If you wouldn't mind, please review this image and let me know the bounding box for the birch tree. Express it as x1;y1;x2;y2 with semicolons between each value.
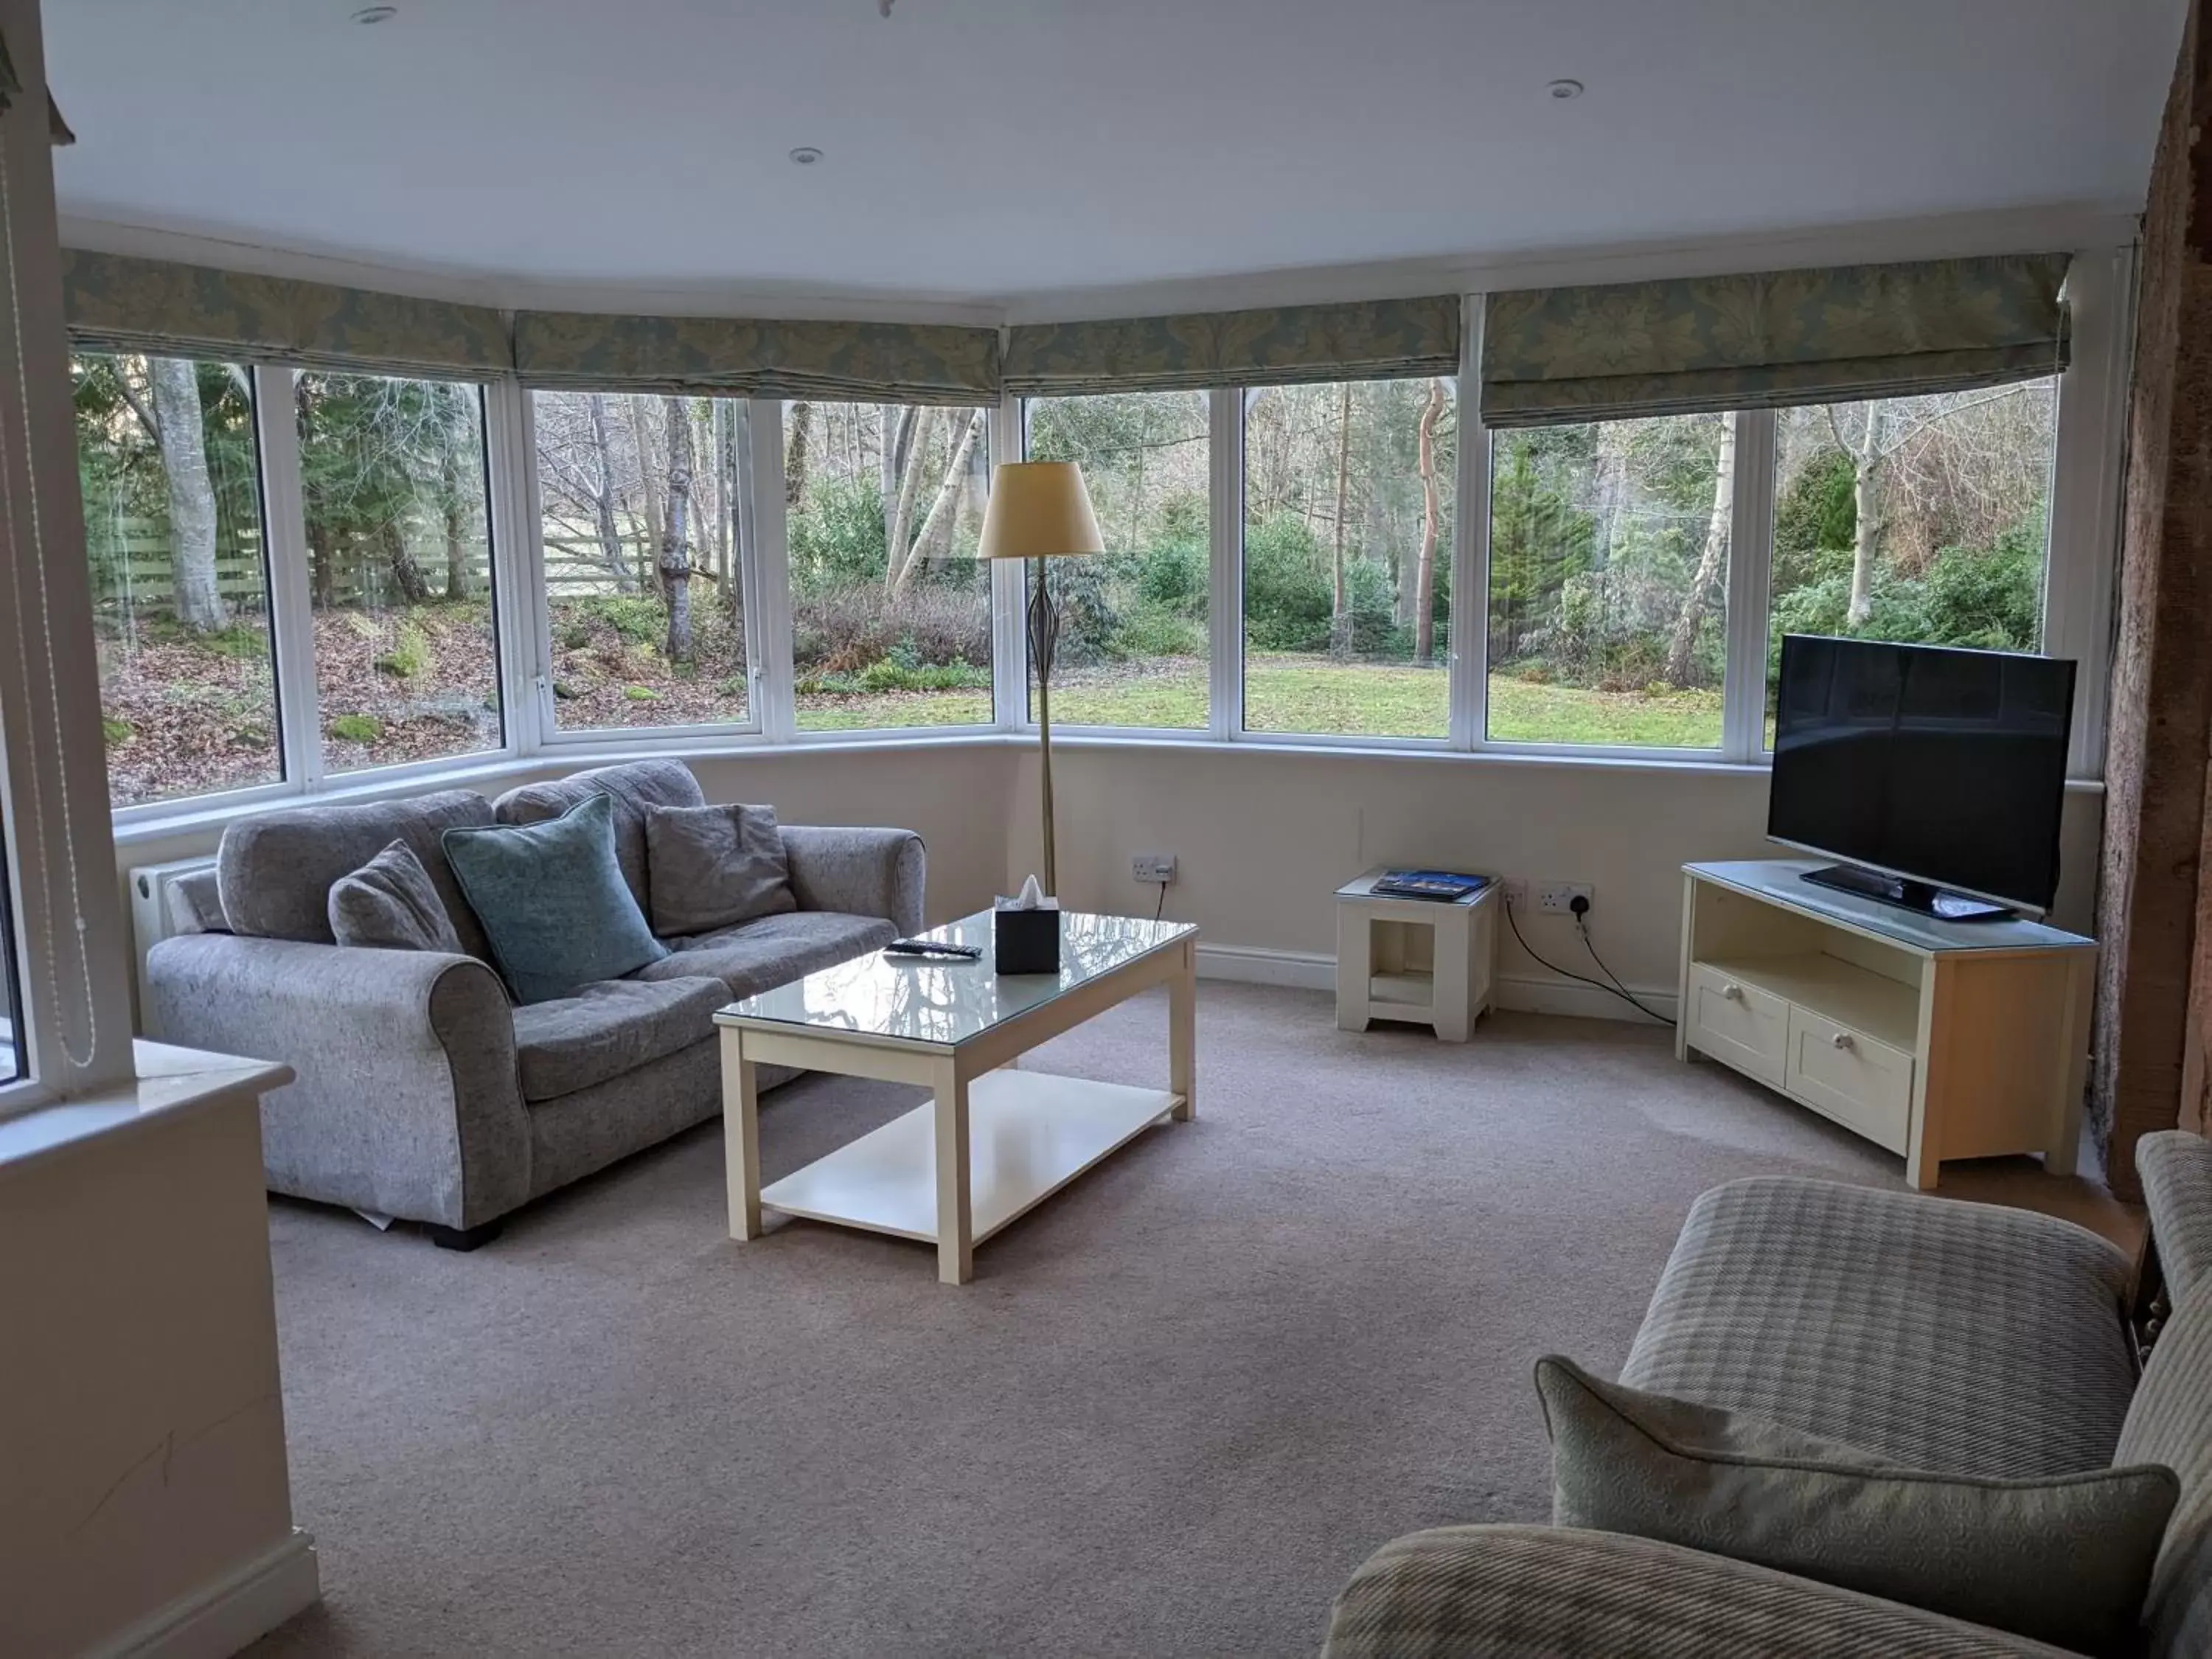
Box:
1663;412;1734;687
658;397;696;664
147;355;228;632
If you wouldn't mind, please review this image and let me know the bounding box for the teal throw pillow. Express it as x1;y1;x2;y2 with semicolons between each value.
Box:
442;793;667;1004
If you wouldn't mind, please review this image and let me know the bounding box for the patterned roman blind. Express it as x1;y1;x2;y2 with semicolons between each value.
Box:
1480;253;2073;428
61;250;514;378
1002;295;1461;396
512;311;1002;406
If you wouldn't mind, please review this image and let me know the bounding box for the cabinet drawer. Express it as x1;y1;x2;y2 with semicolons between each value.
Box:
1686;964;1787;1086
1785;1008;1913;1153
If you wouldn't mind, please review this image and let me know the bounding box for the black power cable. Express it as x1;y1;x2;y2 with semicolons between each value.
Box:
1503;894;1671;1025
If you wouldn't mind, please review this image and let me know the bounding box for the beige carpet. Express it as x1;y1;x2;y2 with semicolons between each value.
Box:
247;984;1913;1658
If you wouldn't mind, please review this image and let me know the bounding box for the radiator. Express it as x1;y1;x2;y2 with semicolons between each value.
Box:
128;855;218;1034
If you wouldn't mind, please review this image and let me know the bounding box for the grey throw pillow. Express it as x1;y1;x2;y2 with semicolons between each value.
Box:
642;801;796;937
1535;1354;2178;1658
442;793;668;1004
327;840;465;955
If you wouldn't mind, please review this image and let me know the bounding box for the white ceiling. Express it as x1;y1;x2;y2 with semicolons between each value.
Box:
44;0;2186;313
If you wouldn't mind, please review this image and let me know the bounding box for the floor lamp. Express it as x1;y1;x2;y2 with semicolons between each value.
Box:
978;461;1105;897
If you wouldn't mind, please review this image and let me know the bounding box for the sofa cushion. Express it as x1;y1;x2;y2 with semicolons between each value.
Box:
642;801;796;936
509;975;726;1103
2141;1130;2212;1305
1537;1354;2177;1657
1621;1176;2136;1478
444;794;668;1004
162;866;228;935
635;909;897;1000
217;787;493;954
329;840;467;955
2118;1272;2212;1659
493;759;705;916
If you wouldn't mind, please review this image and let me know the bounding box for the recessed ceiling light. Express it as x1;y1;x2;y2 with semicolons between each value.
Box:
788;147;824;167
350;5;397;22
1548;79;1584;100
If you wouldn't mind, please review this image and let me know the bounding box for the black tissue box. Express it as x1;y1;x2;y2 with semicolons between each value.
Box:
993;904;1061;975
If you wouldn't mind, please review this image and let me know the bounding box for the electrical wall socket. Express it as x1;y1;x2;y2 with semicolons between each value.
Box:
1537;881;1593;914
1501;878;1528;909
1131;853;1178;883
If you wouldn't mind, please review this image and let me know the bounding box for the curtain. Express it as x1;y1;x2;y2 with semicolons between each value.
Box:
512;311;1001;406
61;251;512;378
1480;253;2072;428
1003;294;1460;396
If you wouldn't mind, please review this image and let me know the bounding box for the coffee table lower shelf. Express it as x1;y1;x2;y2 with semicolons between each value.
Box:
761;1070;1180;1247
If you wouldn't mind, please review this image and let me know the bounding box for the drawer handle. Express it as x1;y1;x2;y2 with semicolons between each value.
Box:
1831;1032;1854;1051
1721;983;1744;1001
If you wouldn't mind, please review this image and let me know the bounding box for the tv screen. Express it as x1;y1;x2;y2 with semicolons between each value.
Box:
1769;636;2076;913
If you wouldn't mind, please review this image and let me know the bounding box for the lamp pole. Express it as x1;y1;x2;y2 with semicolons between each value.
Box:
1029;553;1059;894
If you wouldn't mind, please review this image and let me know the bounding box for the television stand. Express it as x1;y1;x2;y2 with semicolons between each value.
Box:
1799;863;2015;923
1677;860;2096;1189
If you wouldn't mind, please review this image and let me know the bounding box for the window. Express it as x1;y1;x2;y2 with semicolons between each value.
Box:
786;402;993;731
1767;380;2057;742
1486;413;1733;749
296;372;501;773
72;352;279;807
1023;392;1210;729
1242;378;1455;738
533;392;751;732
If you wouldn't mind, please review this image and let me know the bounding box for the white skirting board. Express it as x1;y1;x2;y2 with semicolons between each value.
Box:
86;1530;319;1659
1193;943;1678;1025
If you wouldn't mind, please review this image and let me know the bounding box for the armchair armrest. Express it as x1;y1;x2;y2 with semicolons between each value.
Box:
1322;1527;2074;1659
145;933;529;1231
780;826;925;934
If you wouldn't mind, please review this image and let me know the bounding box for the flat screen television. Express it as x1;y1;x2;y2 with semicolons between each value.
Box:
1768;635;2076;921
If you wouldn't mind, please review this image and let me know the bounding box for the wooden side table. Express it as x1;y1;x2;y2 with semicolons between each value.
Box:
1335;868;1498;1041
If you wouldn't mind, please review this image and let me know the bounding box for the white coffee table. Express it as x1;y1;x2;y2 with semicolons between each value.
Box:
714;910;1197;1284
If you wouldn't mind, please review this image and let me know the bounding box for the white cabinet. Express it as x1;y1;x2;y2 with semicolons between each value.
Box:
1677;860;2096;1189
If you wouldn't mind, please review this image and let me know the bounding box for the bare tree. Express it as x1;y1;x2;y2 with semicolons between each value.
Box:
883;407;936;593
1664;413;1735;687
1413;378;1446;663
658;398;695;664
891;410;984;595
1330;380;1353;655
146;355;229;632
786;401;811;507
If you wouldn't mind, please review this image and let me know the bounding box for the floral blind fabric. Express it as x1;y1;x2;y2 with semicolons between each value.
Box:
1480;253;2072;428
1003;295;1461;396
512;311;1002;406
61;251;512;378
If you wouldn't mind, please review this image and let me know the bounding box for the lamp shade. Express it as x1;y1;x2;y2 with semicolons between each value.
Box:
978;461;1105;560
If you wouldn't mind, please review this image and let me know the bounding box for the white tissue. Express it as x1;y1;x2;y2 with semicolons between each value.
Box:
995;874;1058;911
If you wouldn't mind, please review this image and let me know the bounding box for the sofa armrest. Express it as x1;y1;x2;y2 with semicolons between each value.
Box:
1322;1527;2075;1659
145;933;529;1231
780;826;925;934
2140;1130;2212;1304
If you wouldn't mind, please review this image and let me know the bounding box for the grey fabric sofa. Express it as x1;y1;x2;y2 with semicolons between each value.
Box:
1324;1134;2212;1658
145;759;924;1248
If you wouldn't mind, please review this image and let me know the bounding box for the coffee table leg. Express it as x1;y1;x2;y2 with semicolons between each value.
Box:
1171;937;1197;1121
722;1030;762;1241
933;1059;973;1284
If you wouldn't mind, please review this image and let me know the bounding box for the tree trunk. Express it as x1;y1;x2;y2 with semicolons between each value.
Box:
585;394;633;591
1330;380;1354;655
629;394;664;591
785;401;811;507
307;525;335;610
880;404;919;568
1665;413;1736;688
1848;406;1884;625
147;355;229;632
381;521;431;605
443;501;470;600
721;401;744;622
659;398;695;664
1413;379;1445;664
894;410;984;596
883;407;936;593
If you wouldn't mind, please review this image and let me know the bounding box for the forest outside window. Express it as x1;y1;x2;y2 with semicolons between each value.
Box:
786;401;992;731
1766;379;2057;742
1486;413;1733;750
73;351;280;807
1242;378;1455;739
296;372;501;773
1023;391;1210;730
534;392;751;732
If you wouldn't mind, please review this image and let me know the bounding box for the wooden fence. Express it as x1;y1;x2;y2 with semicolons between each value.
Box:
86;516;493;613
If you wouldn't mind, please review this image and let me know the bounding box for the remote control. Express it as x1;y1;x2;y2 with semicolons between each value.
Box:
884;939;983;960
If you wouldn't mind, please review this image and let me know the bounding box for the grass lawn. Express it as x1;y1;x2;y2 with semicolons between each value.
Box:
795;653;1725;748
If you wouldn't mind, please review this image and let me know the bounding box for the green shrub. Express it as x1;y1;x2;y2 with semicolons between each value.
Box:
101;716;133;745
1135;538;1207;613
557;594;663;646
788;476;888;594
855;657;990;693
622;685;660;702
1113;603;1205;660
204;625;270;662
373;621;431;680
328;713;383;743
1242;515;1333;651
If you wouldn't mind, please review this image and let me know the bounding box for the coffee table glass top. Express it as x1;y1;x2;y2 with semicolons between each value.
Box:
717;909;1195;1048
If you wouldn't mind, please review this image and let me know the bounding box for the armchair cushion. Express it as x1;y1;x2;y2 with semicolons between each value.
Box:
329;839;467;956
1537;1354;2177;1657
444;793;667;1004
638;909;897;1000
642;801;795;936
509;975;726;1103
2140;1130;2212;1304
